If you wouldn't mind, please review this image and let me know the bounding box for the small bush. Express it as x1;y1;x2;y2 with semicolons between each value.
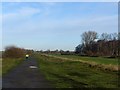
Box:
3;46;26;58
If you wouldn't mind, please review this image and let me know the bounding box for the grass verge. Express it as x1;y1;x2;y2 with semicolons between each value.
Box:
2;58;24;75
0;59;2;76
35;54;119;88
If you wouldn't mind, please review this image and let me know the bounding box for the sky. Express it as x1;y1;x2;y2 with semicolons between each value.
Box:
1;2;118;51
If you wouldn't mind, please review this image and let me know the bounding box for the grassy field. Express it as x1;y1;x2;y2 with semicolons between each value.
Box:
2;58;24;75
41;54;119;72
35;54;119;88
48;54;118;65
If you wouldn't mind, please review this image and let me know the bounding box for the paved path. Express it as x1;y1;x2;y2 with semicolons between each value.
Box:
2;57;52;88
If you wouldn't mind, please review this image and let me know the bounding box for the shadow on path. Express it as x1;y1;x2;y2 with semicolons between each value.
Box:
2;57;53;88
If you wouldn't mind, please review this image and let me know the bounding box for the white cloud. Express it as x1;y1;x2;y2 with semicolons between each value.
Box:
9;15;118;33
19;7;41;16
3;7;41;21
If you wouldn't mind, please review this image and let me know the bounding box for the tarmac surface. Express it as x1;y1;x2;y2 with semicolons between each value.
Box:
2;57;52;88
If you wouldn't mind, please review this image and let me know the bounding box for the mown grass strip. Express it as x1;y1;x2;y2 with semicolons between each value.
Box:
35;54;118;88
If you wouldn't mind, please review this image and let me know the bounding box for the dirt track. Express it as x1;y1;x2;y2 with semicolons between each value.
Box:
2;57;52;88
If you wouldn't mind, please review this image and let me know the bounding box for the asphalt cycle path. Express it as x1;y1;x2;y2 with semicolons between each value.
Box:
2;57;52;88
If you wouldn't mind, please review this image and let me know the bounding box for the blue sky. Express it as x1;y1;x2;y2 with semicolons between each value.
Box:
2;2;118;51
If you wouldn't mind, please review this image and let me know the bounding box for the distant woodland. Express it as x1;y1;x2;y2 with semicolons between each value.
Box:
75;31;120;57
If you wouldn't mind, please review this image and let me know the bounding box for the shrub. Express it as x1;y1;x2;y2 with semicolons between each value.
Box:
3;46;26;58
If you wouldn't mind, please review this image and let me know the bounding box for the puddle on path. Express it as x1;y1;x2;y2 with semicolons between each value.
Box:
29;66;38;69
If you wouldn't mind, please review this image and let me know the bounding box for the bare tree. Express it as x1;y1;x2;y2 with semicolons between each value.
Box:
110;33;118;40
100;33;110;41
77;32;119;57
81;31;98;45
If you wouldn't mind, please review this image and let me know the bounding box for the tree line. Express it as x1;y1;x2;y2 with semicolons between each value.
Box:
75;31;120;57
2;31;119;58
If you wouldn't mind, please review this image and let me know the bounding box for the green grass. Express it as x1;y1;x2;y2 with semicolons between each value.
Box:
48;54;118;65
2;58;24;75
0;58;2;76
35;54;119;88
